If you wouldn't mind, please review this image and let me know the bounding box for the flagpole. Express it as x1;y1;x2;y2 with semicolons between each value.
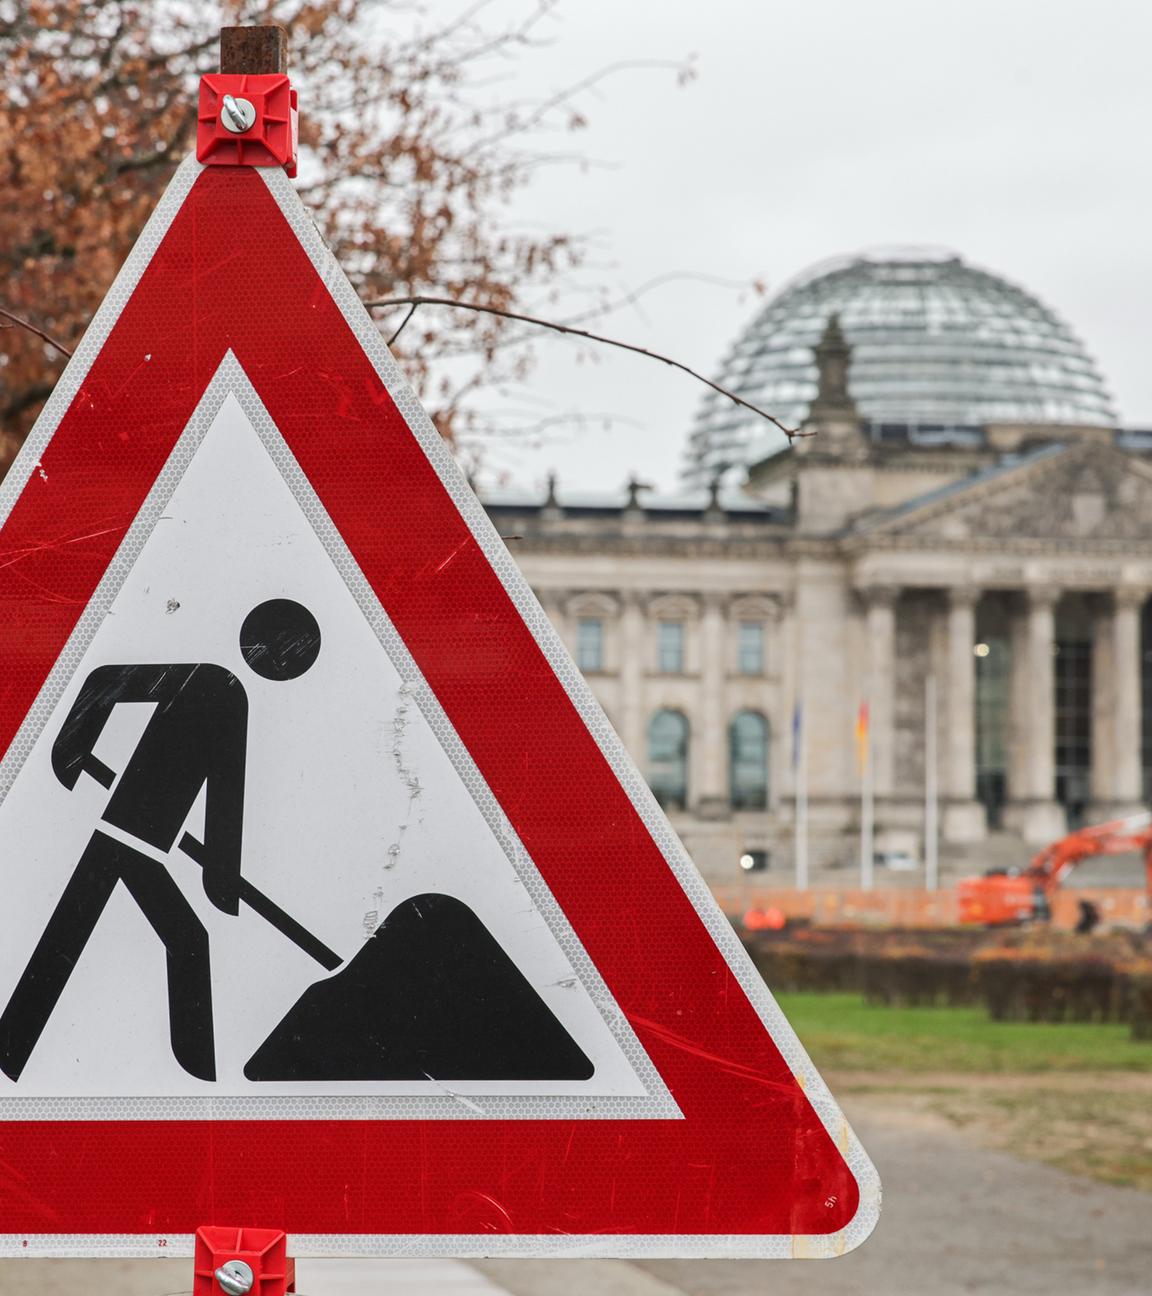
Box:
860;701;874;891
794;702;808;891
925;672;939;891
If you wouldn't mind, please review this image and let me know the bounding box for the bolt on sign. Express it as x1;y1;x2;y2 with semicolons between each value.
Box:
0;73;878;1263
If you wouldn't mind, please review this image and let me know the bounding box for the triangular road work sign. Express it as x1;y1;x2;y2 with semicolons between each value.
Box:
0;157;879;1259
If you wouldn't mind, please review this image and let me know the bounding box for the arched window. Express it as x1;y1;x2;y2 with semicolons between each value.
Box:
730;710;770;810
648;709;689;810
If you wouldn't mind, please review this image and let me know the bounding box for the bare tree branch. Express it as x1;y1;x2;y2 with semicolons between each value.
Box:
366;295;799;438
386;302;419;347
468;58;692;154
0;307;73;359
553;270;762;329
0;291;802;445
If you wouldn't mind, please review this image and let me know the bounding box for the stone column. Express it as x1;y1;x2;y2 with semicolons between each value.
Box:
1110;588;1146;812
697;591;729;817
862;585;898;799
619;591;646;765
1025;588;1058;799
942;586;986;841
1010;586;1066;843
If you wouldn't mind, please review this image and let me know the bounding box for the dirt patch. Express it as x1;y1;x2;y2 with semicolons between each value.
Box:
830;1069;1152;1191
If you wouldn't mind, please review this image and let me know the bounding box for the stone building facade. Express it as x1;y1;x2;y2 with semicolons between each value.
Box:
481;291;1152;886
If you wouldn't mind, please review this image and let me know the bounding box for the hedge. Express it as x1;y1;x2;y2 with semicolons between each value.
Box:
741;926;1152;1039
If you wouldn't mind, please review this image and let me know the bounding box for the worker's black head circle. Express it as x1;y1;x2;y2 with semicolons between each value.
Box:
240;599;321;681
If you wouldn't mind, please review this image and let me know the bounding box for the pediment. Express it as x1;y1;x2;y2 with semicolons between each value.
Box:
863;443;1152;544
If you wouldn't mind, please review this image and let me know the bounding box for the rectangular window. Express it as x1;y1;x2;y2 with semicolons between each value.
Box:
576;617;604;673
737;621;765;675
1054;636;1092;827
975;635;1010;829
658;621;685;674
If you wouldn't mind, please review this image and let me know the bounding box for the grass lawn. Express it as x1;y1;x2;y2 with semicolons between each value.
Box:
776;992;1152;1190
775;991;1152;1073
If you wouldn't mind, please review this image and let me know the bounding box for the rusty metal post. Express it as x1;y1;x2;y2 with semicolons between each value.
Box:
220;24;289;74
198;25;298;175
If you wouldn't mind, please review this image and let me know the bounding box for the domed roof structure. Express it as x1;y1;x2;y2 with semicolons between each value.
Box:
683;251;1117;485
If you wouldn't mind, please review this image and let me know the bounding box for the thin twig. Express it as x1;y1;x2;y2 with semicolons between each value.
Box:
0;296;800;441
555;269;761;329
386;302;419;347
0;306;72;359
365;296;798;438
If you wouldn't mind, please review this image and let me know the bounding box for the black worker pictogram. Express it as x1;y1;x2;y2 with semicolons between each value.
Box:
0;599;323;1083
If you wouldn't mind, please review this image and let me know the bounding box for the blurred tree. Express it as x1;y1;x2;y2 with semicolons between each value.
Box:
0;0;596;469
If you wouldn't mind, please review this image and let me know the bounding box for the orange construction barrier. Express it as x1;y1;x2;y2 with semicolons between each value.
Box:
715;885;1148;929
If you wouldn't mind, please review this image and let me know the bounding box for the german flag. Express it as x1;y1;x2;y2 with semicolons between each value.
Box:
855;701;870;774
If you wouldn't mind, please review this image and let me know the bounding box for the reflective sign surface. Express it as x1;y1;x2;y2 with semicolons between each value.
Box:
0;159;878;1258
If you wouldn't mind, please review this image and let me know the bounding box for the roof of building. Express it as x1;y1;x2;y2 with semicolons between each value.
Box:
854;440;1069;531
479;485;770;515
684;250;1117;485
477;484;792;536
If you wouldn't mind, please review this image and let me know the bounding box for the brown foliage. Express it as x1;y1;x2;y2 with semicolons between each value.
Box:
0;0;590;467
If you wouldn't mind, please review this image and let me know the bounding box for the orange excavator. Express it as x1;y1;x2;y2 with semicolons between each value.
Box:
958;812;1152;926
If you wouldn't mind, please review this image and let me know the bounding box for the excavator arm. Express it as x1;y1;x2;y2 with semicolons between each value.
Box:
1024;813;1152;895
960;812;1152;926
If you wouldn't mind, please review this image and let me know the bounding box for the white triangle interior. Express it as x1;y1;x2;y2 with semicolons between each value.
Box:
0;354;678;1121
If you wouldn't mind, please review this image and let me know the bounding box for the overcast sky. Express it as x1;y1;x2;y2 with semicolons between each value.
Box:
458;0;1152;496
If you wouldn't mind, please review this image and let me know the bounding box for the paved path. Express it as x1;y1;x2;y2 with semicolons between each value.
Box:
628;1097;1151;1296
0;1257;507;1295
0;1093;1147;1296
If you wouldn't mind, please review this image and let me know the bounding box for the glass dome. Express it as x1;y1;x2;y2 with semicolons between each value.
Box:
683;250;1117;485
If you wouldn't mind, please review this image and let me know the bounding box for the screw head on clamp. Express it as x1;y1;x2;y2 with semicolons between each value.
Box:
220;94;257;133
215;1259;255;1296
197;73;299;175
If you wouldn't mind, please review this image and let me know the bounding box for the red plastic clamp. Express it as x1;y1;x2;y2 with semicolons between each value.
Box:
197;74;298;177
193;1225;296;1296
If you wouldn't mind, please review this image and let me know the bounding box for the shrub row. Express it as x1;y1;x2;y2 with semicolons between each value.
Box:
741;927;1152;1038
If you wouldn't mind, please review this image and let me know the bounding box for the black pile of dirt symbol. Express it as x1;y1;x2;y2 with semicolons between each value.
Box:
244;892;595;1081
